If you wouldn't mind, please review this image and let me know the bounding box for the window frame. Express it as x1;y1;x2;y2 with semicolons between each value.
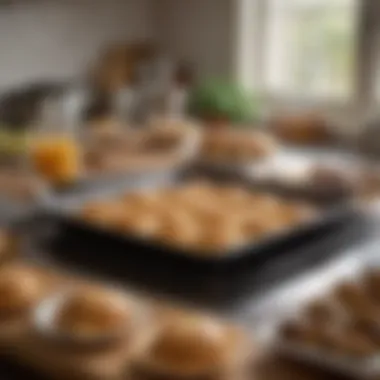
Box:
235;0;379;114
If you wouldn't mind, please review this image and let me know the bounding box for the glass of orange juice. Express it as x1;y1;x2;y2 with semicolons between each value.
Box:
29;133;82;186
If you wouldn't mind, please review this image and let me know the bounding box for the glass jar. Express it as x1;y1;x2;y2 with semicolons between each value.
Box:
29;91;84;186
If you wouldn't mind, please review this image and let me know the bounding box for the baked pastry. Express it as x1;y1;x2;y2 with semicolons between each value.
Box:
280;322;306;343
281;323;333;348
56;288;133;339
201;130;276;163
332;328;377;358
247;131;277;158
308;166;355;200
333;282;370;311
136;314;246;378
196;217;245;253
120;210;162;237
215;186;251;205
277;203;316;225
363;270;380;302
154;211;199;248
0;266;44;314
80;201;123;228
303;300;336;327
251;193;282;212
0;232;13;263
142;128;182;152
273;114;331;145
240;216;273;240
122;191;160;210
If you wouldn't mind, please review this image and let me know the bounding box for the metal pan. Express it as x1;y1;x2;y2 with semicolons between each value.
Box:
44;168;358;266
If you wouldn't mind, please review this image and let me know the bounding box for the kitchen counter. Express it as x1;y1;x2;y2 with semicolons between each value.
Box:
0;175;379;380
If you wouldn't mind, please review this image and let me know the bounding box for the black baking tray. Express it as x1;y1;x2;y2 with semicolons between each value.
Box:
44;167;358;267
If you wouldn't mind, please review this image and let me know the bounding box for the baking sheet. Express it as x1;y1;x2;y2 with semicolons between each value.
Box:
44;167;358;265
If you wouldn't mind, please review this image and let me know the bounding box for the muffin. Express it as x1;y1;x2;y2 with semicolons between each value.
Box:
0;266;44;315
135;314;247;378
56;288;134;339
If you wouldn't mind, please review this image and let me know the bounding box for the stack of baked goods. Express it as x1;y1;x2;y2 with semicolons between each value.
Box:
79;181;316;255
276;267;380;376
200;129;277;165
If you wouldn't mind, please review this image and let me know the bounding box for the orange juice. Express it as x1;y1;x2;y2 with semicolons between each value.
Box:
30;135;81;185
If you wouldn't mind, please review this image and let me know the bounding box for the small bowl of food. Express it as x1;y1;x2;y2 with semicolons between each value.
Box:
33;286;149;349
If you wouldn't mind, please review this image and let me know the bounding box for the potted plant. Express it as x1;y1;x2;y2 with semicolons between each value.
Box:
187;80;258;128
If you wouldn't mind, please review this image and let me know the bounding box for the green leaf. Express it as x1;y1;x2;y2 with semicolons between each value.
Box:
188;79;259;124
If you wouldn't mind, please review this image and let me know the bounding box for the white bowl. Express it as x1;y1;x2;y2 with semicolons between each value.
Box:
32;287;143;348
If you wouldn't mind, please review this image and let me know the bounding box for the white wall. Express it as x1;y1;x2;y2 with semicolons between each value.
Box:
0;0;238;89
0;0;154;91
154;0;236;80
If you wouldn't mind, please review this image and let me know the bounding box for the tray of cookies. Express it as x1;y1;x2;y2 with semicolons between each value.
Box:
45;167;355;264
0;262;253;380
269;258;380;379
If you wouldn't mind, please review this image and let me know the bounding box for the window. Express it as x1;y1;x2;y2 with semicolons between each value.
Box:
263;0;359;100
238;0;380;108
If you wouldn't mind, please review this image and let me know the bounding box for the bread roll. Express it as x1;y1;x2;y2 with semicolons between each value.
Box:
56;288;132;337
144;314;234;376
0;267;43;313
